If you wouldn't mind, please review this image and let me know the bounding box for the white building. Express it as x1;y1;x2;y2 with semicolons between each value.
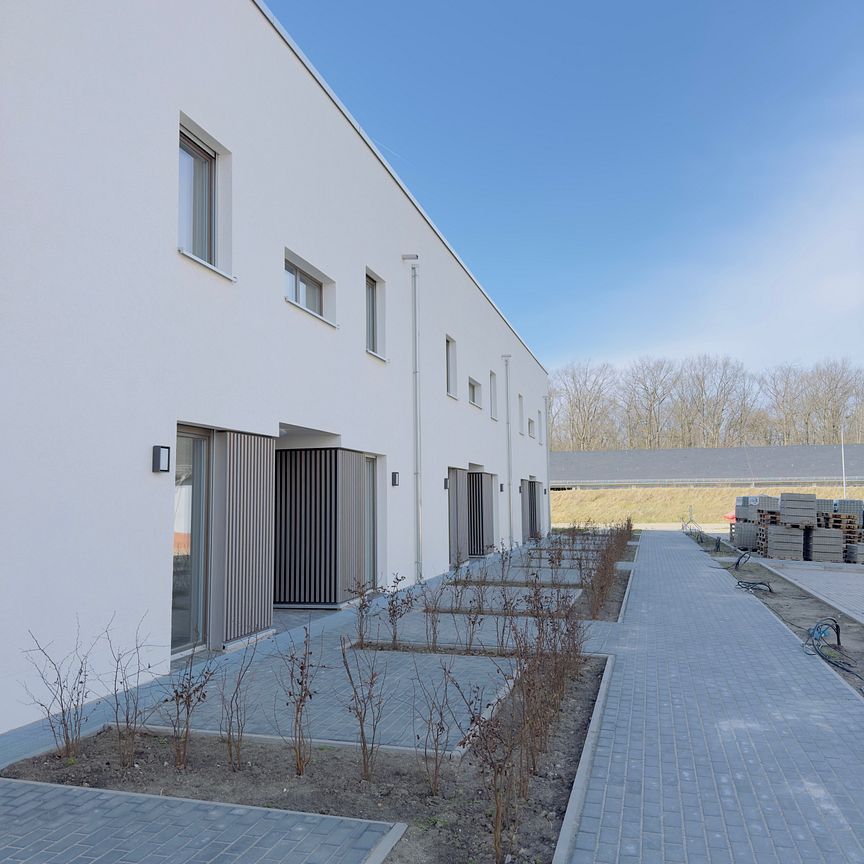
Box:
0;1;550;734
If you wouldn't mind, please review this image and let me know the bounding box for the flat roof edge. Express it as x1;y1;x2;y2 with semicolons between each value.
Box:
249;0;546;375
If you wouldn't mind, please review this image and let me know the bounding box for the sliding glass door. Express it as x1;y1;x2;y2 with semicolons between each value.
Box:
172;429;209;651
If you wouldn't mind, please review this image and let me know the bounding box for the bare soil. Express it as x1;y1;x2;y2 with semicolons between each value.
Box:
2;658;606;864
690;535;864;693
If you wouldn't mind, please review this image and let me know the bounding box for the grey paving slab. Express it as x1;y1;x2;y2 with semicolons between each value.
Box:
567;530;864;864
758;560;864;625
0;778;398;864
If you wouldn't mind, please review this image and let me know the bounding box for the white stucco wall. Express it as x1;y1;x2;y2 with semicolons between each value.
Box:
0;0;549;734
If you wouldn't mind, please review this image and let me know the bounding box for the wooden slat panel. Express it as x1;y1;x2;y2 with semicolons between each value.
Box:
223;432;275;643
448;468;469;566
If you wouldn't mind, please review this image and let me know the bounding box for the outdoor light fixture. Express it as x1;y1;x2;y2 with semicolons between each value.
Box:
444;477;449;490
518;484;523;493
152;445;170;473
500;483;504;492
391;471;399;487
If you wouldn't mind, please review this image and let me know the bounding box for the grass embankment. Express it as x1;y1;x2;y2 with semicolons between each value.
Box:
552;485;864;526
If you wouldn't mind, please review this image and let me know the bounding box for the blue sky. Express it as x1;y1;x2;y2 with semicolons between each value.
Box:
268;0;864;370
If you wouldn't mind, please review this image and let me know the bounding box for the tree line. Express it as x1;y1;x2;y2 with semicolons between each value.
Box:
549;356;864;452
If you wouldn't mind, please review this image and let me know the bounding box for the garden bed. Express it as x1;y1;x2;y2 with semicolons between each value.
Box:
2;657;606;864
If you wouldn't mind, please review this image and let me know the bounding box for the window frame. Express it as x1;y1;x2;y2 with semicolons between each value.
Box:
285;260;324;317
518;394;525;434
366;274;378;354
178;129;216;265
528;417;536;439
489;371;498;420
468;377;482;408
445;337;457;398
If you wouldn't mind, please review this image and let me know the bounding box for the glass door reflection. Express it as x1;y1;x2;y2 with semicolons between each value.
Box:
172;431;208;651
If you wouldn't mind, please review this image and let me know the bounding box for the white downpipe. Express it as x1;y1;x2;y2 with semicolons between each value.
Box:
503;354;513;546
406;255;423;579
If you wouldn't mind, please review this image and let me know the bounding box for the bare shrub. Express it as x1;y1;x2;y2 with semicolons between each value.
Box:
340;636;388;780
412;658;453;795
104;618;153;768
219;639;257;772
420;577;446;653
162;646;214;769
274;626;319;776
464;592;485;654
449;675;518;864
23;622;100;758
348;579;374;649
384;572;414;650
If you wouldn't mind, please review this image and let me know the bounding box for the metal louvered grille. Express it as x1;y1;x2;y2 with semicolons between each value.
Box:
274;448;368;606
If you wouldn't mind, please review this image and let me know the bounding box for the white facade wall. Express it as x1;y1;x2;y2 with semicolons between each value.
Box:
0;1;549;733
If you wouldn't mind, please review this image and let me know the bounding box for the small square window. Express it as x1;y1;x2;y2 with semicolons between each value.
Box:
468;378;481;407
285;261;323;316
178;131;215;264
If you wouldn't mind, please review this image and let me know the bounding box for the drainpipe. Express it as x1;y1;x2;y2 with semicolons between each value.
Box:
403;254;422;579
502;354;513;546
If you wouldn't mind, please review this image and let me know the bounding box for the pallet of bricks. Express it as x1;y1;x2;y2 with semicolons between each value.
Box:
733;495;775;551
752;496;781;556
831;498;864;562
755;493;814;560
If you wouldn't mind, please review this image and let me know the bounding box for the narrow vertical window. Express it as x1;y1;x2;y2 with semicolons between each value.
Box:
518;394;525;434
468;378;481;407
489;371;498;420
528;417;536;438
178;131;215;264
538;409;543;444
366;275;377;353
446;337;457;396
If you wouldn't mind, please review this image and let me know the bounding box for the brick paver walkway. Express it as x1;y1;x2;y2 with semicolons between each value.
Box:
759;560;864;626
570;530;864;864
0;779;399;864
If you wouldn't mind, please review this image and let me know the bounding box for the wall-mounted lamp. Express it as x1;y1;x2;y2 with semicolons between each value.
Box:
391;472;400;487
500;483;504;493
544;488;547;495
443;477;449;490
152;445;171;473
518;484;523;494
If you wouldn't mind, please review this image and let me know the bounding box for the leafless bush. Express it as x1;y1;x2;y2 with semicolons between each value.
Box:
384;572;414;650
420;577;446;653
583;520;632;618
23;622;100;758
340;636;388;780
274;626;319;776
464;592;485;654
494;588;517;653
105;618;153;768
348;579;374;649
448;674;518;864
412;658;453;795
219;639;257;772
162;646;215;769
498;544;513;583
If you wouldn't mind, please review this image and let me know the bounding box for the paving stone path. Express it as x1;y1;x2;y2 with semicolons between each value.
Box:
569;530;864;864
759;560;864;626
0;779;400;864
